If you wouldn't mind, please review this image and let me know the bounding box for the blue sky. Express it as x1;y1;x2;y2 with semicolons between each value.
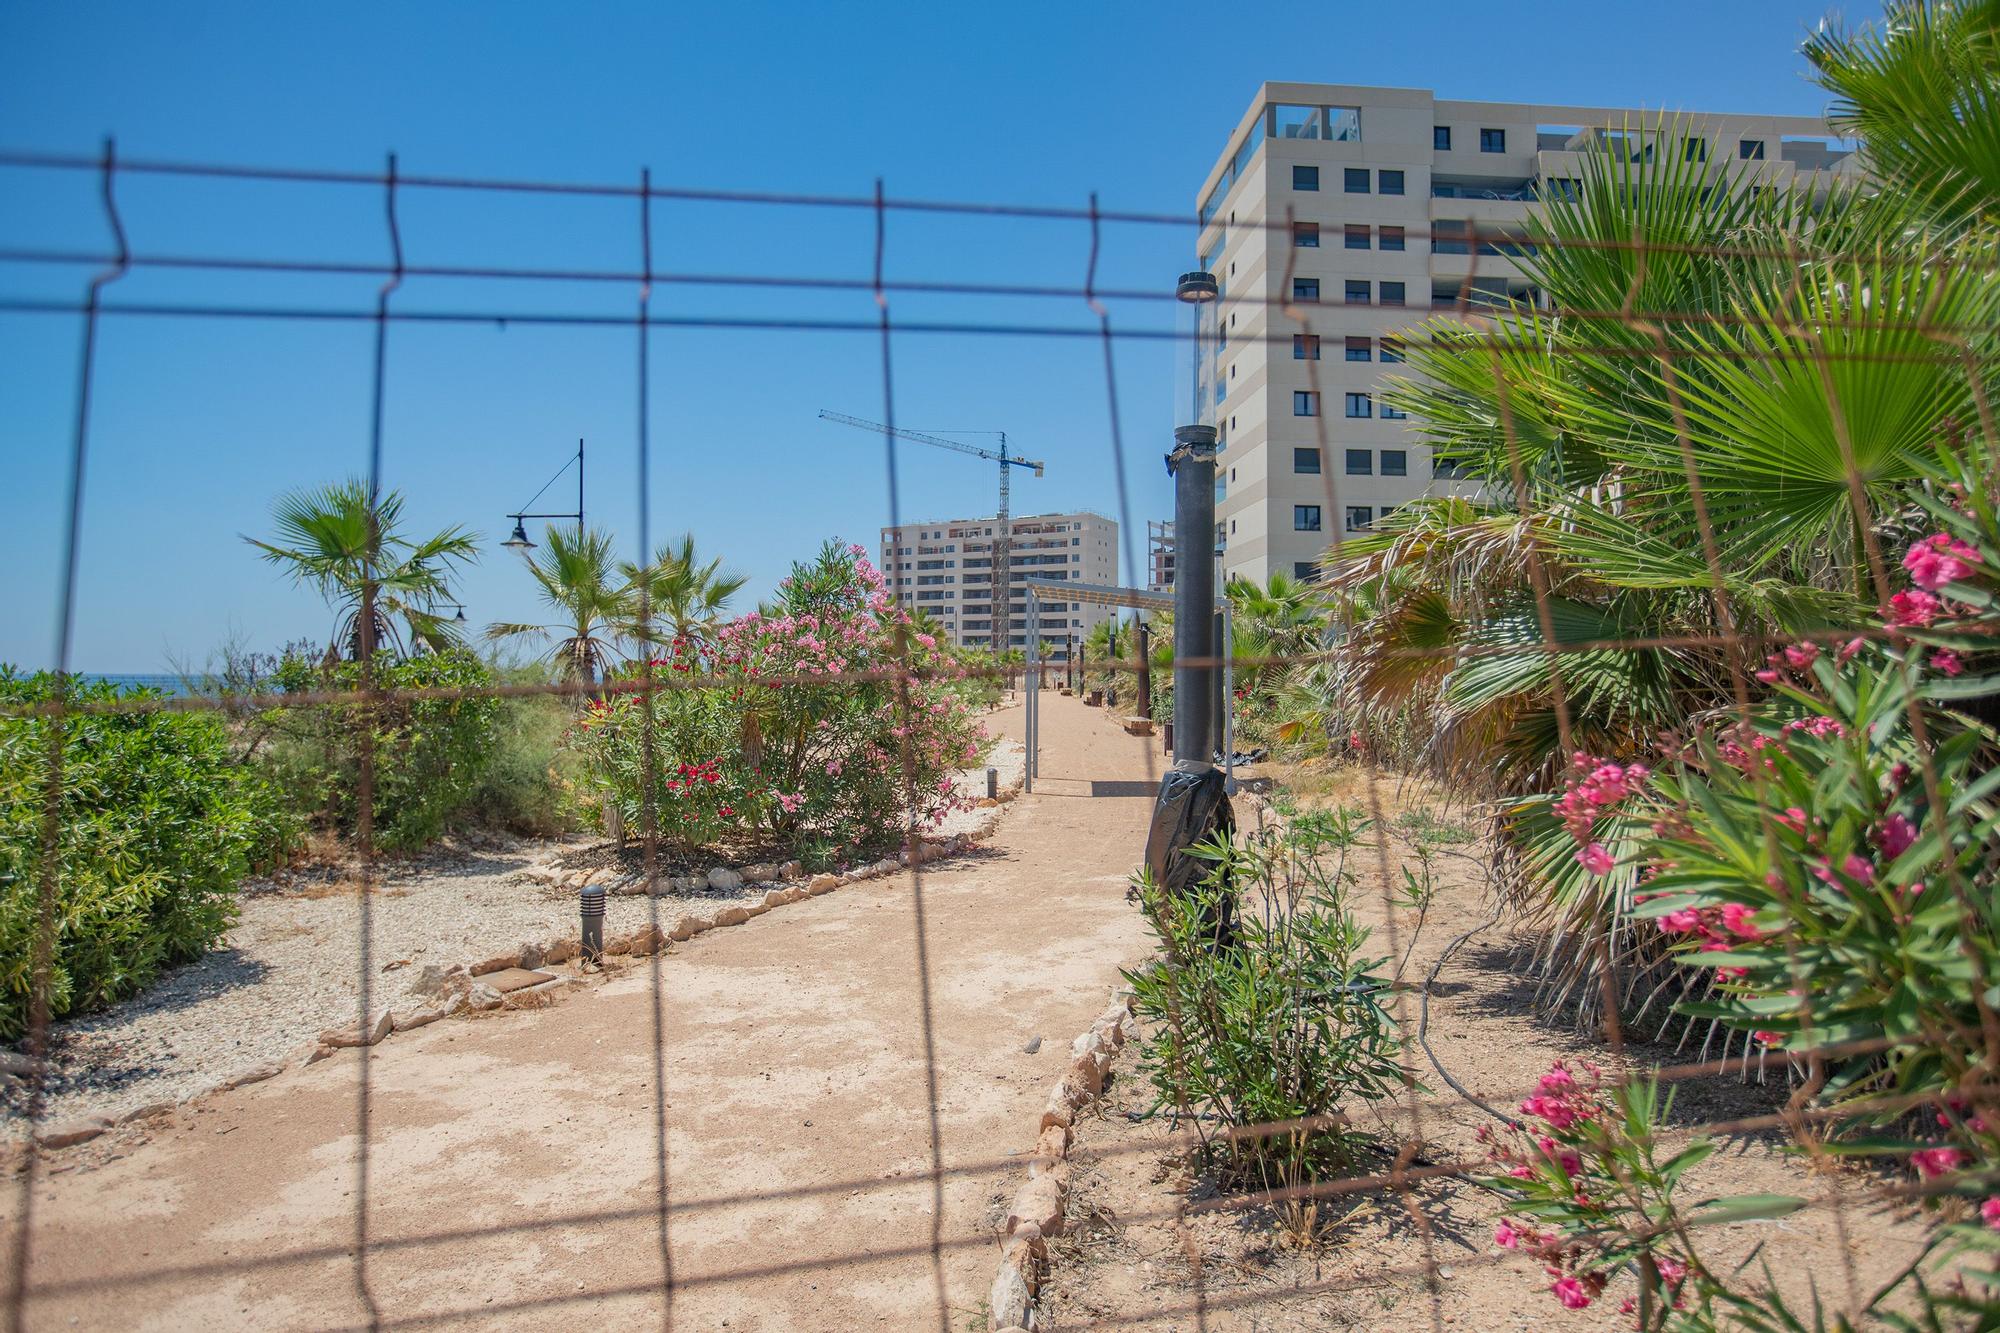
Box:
0;0;1875;672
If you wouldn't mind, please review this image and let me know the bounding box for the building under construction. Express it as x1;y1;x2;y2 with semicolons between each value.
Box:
878;511;1119;656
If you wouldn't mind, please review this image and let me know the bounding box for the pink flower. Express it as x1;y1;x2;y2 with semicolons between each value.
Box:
1837;636;1867;665
1659;908;1703;935
1783;642;1820;670
1876;814;1917;860
1932;650;1965;677
1842;853;1875;883
1719;902;1763;940
1982;1197;2000;1229
1494;1220;1522;1250
1575;842;1615;876
1776;806;1809;833
1903;532;1980;590
1551;1276;1593;1310
1911;1146;1964;1179
1887;590;1942;627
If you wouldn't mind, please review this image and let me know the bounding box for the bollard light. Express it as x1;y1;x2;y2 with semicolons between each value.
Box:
987;766;998;800
580;882;607;963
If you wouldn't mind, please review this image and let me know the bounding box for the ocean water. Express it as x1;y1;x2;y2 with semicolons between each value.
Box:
84;674;195;696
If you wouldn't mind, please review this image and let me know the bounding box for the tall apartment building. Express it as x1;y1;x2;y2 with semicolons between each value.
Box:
1196;83;1859;584
879;511;1120;656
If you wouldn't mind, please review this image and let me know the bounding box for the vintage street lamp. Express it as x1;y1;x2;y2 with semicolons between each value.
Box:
501;438;586;551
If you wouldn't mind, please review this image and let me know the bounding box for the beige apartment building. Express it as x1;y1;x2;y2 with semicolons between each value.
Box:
1196;83;1860;584
879;511;1119;656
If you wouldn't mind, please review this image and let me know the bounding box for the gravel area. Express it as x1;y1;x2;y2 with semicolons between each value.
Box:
6;738;1024;1134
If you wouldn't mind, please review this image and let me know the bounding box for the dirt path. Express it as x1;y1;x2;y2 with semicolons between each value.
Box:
2;693;1165;1332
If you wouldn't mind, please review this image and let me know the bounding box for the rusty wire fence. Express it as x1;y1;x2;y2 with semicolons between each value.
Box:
0;139;1997;1331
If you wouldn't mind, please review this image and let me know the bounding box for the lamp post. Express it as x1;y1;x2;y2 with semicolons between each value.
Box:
1169;269;1220;770
502;438;586;551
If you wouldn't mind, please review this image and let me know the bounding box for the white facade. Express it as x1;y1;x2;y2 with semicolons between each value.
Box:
879;511;1119;657
1196;83;1860;584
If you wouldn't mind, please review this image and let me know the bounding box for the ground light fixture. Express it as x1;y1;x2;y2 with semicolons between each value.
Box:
501;437;586;552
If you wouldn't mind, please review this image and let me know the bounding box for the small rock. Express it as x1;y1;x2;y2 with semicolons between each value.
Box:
544;938;578;965
470;953;518;977
780;860;803;880
0;1051;39;1077
976;797;998;809
873;858;900;876
707;867;744;892
713;906;750;927
1007;1178;1063;1237
405;964;450;998
222;1060;284;1090
38;1115;114;1150
627;925;666;957
668;915;708;941
742;862;780;884
518;941;547;970
465;983;505;1011
1023;1036;1042;1055
761;889;789;909
302;1043;337;1066
807;874;840;895
321;1008;394;1048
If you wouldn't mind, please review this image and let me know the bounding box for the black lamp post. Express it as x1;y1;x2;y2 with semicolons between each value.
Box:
502;438;586;551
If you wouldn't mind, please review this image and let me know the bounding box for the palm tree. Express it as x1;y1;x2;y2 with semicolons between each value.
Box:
486;524;634;689
246;479;477;660
622;532;747;650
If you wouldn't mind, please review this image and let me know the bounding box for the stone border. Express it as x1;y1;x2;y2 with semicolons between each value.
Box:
18;824;1011;1156
987;991;1136;1333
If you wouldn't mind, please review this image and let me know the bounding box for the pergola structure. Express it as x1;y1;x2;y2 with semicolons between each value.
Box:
1022;577;1173;792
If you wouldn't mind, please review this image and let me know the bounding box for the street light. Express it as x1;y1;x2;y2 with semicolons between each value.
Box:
502;438;586;552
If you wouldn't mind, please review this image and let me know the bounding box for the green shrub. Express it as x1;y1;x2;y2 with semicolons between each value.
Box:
457;672;590;839
1125;808;1404;1223
258;648;501;851
0;671;297;1038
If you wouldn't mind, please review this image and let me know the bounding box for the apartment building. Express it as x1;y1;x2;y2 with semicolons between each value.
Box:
1196;83;1860;584
879;511;1120;656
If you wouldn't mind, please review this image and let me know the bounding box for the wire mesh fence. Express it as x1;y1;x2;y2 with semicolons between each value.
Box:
2;122;1998;1333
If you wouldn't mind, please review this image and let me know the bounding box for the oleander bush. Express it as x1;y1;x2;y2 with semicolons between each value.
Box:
572;542;985;860
0;671;297;1038
1126;809;1404;1235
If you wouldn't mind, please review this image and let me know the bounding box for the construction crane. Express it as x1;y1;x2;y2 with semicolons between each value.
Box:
818;410;1045;658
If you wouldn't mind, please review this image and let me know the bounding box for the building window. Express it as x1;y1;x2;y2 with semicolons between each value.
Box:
1345;448;1371;475
1434;125;1452;151
1293;333;1321;360
1480;127;1506;153
1544;177;1581;202
1380;280;1406;307
1434;219;1469;255
1382;449;1408;476
1345;279;1371;304
1379;169;1405;195
1293;446;1321;474
1294;390;1319;417
1345;392;1372;418
1344;167;1370;194
1345;335;1371;362
1294;561;1318;580
1433;454;1471;479
1293;164;1320;191
1380;336;1405;363
1740;138;1765;161
1683;137;1706;162
1293;221;1320;248
1345;505;1373;531
1345;223;1370;250
1381;402;1408;420
1379;225;1405;252
1292;278;1320;302
1294;504;1323;532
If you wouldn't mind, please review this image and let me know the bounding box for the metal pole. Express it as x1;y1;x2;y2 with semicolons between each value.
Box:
1222;602;1236;791
1136;621;1152;720
1168;425;1218;769
1026;591;1039;791
1106;622;1118;709
577;437;585;532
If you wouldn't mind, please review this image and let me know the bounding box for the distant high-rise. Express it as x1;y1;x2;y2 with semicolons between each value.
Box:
879;511;1118;656
1197;83;1860;584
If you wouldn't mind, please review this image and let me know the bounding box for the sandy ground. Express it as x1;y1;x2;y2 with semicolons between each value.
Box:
1037;764;1934;1331
8;737;1027;1132
0;692;1165;1331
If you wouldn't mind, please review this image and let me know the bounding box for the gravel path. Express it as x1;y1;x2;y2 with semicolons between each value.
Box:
9;737;1026;1132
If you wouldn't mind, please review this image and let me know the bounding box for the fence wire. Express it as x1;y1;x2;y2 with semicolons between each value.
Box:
1;138;1996;1333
